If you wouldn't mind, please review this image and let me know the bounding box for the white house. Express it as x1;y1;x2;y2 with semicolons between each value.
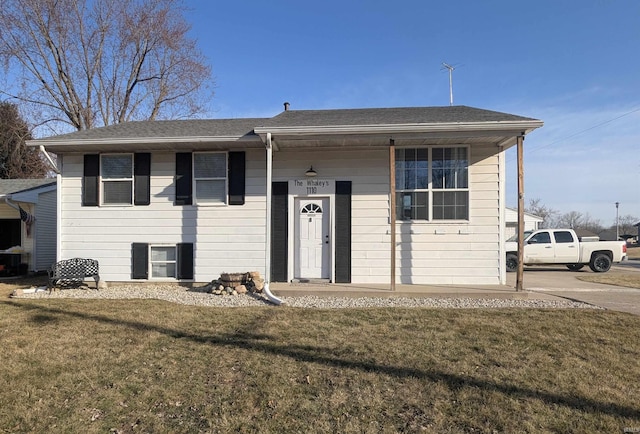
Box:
504;207;544;239
0;179;57;274
30;105;542;287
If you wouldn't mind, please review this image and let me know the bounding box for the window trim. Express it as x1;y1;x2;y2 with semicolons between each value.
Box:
192;151;228;206
395;145;470;222
149;244;178;280
100;153;134;206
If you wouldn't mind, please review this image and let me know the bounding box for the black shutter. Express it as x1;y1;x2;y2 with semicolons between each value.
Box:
228;151;245;205
177;243;194;280
175;152;192;205
132;243;149;279
134;153;151;206
335;181;352;283
271;182;288;282
82;154;99;206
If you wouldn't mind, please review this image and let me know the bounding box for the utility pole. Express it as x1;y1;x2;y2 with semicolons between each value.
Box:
615;202;620;240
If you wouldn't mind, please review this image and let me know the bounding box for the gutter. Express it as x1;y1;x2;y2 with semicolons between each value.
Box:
27;135;264;149
261;132;283;306
254;120;544;137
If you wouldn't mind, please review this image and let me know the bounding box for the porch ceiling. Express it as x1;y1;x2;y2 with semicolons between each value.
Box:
270;130;527;150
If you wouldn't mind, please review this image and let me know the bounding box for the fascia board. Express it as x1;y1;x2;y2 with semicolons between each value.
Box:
255;120;544;137
26;135;263;148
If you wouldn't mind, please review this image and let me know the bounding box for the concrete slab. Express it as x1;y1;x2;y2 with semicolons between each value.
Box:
269;263;640;315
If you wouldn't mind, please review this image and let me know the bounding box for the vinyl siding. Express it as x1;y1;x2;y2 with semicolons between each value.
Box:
34;190;57;270
60;150;267;281
59;143;504;285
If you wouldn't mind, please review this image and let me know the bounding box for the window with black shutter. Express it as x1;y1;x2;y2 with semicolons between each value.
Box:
83;153;150;206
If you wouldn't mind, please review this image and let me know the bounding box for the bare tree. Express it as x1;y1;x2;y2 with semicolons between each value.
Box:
525;198;558;229
615;214;639;237
555;211;603;233
0;101;49;178
0;0;212;133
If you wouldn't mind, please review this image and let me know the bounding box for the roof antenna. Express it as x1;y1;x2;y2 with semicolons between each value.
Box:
441;62;456;106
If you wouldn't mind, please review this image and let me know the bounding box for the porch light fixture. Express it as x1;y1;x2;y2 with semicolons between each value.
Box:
305;166;317;177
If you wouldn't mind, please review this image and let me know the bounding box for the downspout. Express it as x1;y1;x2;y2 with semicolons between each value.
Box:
39;145;62;262
263;133;283;305
39;145;61;174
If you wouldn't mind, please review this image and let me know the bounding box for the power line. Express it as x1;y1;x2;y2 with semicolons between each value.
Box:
524;105;640;155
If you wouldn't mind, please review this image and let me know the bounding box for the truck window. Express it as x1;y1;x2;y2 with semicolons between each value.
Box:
528;232;551;244
554;231;574;243
507;231;533;243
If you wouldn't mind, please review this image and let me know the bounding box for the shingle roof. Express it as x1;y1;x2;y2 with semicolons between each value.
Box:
264;106;539;127
0;179;56;196
41;118;268;142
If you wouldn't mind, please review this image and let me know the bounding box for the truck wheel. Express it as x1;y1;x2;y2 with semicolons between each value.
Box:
589;253;611;273
566;264;584;271
506;253;518;272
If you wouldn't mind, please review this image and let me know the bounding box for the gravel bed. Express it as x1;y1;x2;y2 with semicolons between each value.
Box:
13;284;602;310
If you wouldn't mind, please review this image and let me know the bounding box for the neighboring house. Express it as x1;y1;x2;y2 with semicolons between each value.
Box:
504;207;543;239
0;179;57;274
598;229;619;242
29;105;543;286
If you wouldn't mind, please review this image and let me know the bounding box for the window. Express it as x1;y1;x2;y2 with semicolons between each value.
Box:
554;231;574;243
150;246;177;278
529;232;551;244
132;243;193;280
194;152;227;204
101;154;133;205
395;147;468;221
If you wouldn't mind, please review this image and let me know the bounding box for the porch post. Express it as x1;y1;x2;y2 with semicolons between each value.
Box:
516;134;525;291
389;139;396;291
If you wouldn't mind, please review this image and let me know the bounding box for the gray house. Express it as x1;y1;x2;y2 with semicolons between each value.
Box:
30;105;542;288
0;179;57;274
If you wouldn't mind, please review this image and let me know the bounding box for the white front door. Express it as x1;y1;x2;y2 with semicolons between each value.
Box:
295;197;330;279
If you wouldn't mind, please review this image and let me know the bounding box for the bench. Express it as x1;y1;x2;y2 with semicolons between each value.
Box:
48;258;100;290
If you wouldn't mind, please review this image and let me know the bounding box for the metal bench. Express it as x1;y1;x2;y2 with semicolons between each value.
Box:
48;258;100;290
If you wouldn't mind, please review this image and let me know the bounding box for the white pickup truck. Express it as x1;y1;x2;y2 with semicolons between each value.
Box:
505;229;627;273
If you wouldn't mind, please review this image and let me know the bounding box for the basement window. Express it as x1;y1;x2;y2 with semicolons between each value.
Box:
150;246;177;279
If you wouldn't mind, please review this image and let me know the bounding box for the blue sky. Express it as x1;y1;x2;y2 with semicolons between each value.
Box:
185;0;640;225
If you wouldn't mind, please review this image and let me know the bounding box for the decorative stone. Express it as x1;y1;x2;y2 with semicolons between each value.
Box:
253;278;265;292
97;281;109;290
231;289;238;296
11;289;24;297
235;285;247;294
217;284;224;291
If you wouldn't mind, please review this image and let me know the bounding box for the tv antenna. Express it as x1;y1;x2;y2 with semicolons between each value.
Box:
441;62;456;106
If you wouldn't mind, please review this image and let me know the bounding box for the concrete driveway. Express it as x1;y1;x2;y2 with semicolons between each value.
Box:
512;261;640;315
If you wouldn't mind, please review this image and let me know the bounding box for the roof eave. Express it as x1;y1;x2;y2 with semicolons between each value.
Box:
27;135;264;152
254;120;544;139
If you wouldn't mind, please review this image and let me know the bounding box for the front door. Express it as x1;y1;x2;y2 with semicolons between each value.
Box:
295;198;330;279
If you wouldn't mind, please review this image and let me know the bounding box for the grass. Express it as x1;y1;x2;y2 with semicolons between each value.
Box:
577;272;640;288
1;279;639;432
627;245;640;260
575;245;640;288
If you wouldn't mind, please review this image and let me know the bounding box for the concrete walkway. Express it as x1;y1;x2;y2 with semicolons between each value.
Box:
270;262;640;315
